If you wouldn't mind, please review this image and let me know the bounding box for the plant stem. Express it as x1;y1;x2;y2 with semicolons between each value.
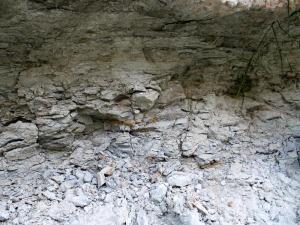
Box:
271;22;284;76
236;25;272;97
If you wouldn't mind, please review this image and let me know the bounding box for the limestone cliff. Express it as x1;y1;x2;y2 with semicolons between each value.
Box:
0;1;299;224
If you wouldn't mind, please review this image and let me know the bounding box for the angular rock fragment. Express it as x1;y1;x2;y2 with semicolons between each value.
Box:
150;183;168;202
0;202;9;223
0;210;9;222
167;171;196;187
96;171;106;188
181;131;207;157
159;160;182;176
47;201;76;222
132;89;160;111
195;155;220;169
51;175;65;184
65;189;92;207
111;133;133;157
69;140;94;166
101;164;116;176
180;209;205;225
43;190;60;201
83;171;94;183
192;201;209;215
136;209;149;225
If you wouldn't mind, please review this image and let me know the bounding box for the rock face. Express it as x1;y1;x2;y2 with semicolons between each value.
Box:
0;0;300;224
0;121;38;153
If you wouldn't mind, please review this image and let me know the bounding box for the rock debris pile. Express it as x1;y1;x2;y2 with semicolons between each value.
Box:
0;0;300;224
1;92;299;225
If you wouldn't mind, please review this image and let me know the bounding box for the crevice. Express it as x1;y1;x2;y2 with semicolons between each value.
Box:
0;139;24;148
3;117;32;126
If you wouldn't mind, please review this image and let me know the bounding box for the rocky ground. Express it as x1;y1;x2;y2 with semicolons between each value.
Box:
1;92;299;225
0;0;300;224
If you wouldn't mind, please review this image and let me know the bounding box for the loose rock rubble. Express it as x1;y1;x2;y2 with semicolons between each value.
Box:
0;92;299;225
0;0;300;224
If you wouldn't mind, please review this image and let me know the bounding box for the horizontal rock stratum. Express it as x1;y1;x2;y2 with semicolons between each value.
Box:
0;0;299;224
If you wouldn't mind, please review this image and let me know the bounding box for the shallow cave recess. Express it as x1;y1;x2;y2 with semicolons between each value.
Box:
0;0;300;224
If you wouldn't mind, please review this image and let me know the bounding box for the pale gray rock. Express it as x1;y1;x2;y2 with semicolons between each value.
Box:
171;194;186;215
65;189;92;207
159;160;182;176
206;213;220;222
36;116;75;151
60;180;77;191
181;131;207;156
43;190;60;201
4;144;39;161
47;179;60;191
96;171;106;188
47;201;76;222
83;171;94;183
0;121;38;153
180;209;205;225
111;133;133;157
104;193;115;203
92;134;111;152
256;110;281;121
284;138;299;152
0;0;299;224
107;105;134;121
195;155;219;168
261;181;274;192
132;89;160;111
75;169;85;180
167;171;196;187
158;82;186;106
217;112;240;127
0;159;6;171
220;180;226;186
281;90;300;107
69;140;95;166
150;183;168;202
51;175;65;184
0;202;9;222
286;118;300;137
47;100;77;117
258;91;284;107
0;210;10;222
136;209;149;225
192;201;209;215
91;178;98;185
100;90;120;101
72;203;129;225
195;184;202;190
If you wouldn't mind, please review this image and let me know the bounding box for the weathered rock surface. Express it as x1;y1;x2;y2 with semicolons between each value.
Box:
0;210;10;222
0;0;299;224
167;171;197;187
0;122;38;154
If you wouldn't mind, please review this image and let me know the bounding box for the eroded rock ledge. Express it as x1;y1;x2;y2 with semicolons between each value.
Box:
0;0;299;224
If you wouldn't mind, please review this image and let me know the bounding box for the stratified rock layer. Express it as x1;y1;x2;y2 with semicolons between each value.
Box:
0;0;299;224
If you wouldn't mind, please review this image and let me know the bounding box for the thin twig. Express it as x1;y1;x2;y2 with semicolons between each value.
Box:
271;22;284;77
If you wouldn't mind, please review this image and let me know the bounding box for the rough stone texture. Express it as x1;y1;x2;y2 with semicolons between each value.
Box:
167;171;197;187
0;122;38;153
0;210;10;222
0;0;300;224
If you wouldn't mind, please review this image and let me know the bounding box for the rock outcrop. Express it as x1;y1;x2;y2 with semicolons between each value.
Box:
0;0;299;224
